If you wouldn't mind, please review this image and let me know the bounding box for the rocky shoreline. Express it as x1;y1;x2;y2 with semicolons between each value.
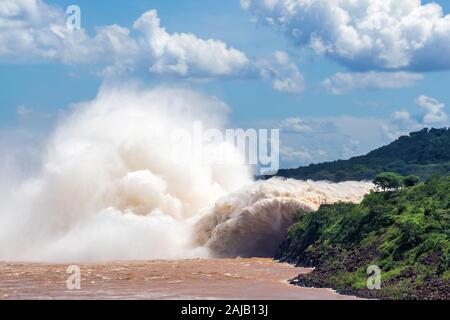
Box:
286;265;449;300
277;235;449;300
274;177;450;301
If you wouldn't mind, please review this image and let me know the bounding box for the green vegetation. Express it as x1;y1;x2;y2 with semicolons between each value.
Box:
404;175;421;187
276;174;450;300
275;128;450;182
373;172;405;191
372;172;421;191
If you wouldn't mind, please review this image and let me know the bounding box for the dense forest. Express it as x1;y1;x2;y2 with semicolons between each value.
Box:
275;128;450;182
276;175;450;299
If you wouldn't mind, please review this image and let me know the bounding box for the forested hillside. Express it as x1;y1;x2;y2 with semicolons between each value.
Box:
276;175;450;299
276;128;450;182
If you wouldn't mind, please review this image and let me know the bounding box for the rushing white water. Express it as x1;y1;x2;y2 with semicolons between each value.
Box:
194;178;373;258
0;85;372;262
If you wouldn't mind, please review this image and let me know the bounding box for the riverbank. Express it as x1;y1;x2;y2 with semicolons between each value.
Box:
278;227;449;300
281;244;448;300
287;265;448;300
275;177;450;300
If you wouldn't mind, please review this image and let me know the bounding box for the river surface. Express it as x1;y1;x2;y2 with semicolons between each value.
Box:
0;258;359;300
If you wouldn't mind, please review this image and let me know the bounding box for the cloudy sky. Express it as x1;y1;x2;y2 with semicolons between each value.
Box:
1;0;450;168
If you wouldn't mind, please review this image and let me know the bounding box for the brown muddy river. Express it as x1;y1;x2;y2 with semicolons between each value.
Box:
0;258;359;300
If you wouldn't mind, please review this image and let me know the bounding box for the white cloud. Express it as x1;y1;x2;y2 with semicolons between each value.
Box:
0;1;250;78
259;51;305;93
0;0;305;94
0;0;64;60
131;10;250;77
323;72;423;94
270;115;386;166
242;0;450;71
240;0;252;11
16;105;32;116
317;149;327;157
384;95;449;139
383;113;419;140
416;95;449;125
393;110;412;122
279;117;311;133
271;96;448;166
280;146;311;161
342;139;361;159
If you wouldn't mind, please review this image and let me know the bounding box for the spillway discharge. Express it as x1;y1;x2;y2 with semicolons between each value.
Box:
0;85;372;262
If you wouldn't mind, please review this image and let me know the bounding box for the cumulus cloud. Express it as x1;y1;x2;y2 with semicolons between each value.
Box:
279;117;312;133
323;72;423;94
383;95;449;139
0;0;307;93
271;51;304;93
394;110;413;122
259;51;305;93
280;146;311;161
383;110;419;140
416;95;449;125
242;0;450;71
276;95;449;166
131;10;250;77
272;115;386;166
0;0;250;78
0;0;63;59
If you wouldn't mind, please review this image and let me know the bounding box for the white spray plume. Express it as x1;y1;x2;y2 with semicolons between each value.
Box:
194;178;373;258
0;85;372;262
0;85;252;261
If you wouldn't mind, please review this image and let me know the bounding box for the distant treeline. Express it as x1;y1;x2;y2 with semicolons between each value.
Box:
275;128;450;182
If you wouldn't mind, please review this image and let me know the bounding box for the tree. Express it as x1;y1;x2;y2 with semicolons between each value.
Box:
425;208;449;231
373;172;404;191
404;175;421;187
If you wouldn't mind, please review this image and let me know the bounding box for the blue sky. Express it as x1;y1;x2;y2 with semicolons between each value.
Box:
1;0;450;168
